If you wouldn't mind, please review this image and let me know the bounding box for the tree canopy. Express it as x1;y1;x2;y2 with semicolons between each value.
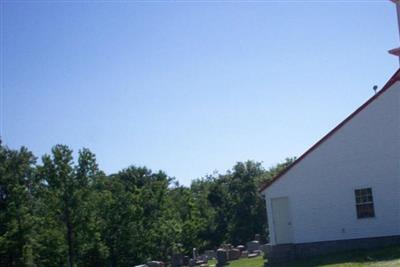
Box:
0;142;294;266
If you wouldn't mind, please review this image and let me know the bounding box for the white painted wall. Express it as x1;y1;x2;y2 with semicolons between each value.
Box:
262;81;400;245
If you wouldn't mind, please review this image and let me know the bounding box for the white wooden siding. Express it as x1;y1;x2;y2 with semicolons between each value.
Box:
262;81;400;245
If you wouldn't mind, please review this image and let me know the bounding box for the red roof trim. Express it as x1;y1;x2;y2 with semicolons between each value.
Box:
259;69;400;193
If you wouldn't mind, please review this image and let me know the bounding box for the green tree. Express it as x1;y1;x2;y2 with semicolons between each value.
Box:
227;161;266;245
36;145;107;267
74;149;108;267
0;144;37;267
256;157;296;187
37;145;75;267
96;166;173;266
1;139;295;266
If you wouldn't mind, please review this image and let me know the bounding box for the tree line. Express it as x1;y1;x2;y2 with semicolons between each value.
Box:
0;142;294;267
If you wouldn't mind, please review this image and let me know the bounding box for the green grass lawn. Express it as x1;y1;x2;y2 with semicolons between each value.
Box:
208;256;264;267
226;256;264;267
207;246;400;267
278;246;400;267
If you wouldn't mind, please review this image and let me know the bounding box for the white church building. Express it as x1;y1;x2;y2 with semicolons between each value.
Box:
260;0;400;263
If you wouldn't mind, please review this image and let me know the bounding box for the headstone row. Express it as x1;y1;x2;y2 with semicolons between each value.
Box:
169;238;266;267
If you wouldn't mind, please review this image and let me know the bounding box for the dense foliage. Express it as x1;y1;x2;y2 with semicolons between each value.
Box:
0;142;294;267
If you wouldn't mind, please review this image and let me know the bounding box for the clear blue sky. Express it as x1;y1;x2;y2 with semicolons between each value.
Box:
1;1;398;185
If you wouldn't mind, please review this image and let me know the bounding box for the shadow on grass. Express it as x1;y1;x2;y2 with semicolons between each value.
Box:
268;245;400;267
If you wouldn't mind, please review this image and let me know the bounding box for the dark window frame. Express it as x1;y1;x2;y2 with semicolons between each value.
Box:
355;188;375;219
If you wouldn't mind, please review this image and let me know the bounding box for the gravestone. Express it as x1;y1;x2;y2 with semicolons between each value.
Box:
248;252;260;258
226;244;233;250
197;255;208;263
183;256;189;266
246;240;260;252
260;244;268;253
172;253;183;267
241;250;248;258
236;245;245;252
147;261;163;267
227;248;241;260
260;243;269;259
205;250;216;259
216;248;227;267
193;248;198;261
188;259;196;267
195;255;207;266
